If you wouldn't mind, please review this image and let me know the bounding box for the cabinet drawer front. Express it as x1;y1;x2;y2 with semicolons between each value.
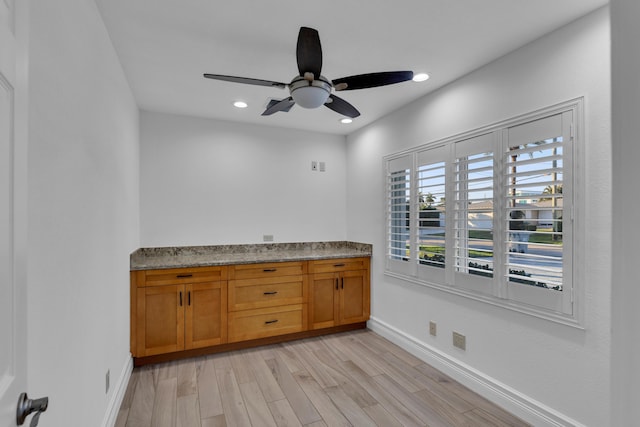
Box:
142;266;226;287
309;257;369;274
229;261;306;280
229;276;307;311
228;304;307;342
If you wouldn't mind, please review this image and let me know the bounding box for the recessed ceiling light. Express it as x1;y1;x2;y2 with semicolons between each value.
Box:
413;73;430;82
233;101;248;108
340;118;353;124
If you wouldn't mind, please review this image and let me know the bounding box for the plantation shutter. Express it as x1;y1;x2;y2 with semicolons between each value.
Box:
386;155;413;276
416;145;448;283
504;111;573;315
453;132;495;295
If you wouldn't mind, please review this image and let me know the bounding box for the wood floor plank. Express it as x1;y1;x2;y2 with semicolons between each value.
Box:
320;334;383;376
115;408;129;427
361;403;403;427
120;369;139;411
177;394;201;427
292;371;350;427
239;381;278;427
463;407;527;427
230;350;256;385
267;399;303;427
324;384;377;427
200;415;227;427
338;361;425;427
321;354;378;408
126;367;156;427
215;358;252;427
286;341;338;389
378;350;437;391
265;356;322;425
273;345;306;373
196;356;224;419
151;377;177;427
245;349;286;402
374;373;471;427
356;331;424;367
153;360;178;387
177;359;198;397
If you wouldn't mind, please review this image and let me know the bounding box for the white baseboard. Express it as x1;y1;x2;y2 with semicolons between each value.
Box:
367;317;585;427
101;353;133;427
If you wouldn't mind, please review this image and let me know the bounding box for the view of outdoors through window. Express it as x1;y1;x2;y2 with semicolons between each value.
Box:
417;161;446;268
506;137;563;291
454;152;494;277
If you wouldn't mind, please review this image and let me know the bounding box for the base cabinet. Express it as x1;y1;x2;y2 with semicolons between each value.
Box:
131;266;227;357
131;257;369;362
309;258;370;330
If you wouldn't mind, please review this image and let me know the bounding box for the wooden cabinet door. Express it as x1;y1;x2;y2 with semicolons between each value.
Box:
137;285;184;357
185;282;227;349
339;270;370;325
310;272;339;329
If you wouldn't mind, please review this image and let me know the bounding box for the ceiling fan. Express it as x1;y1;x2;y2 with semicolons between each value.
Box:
203;27;414;118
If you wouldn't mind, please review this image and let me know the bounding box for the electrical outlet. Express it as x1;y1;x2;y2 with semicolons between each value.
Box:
453;332;466;350
429;321;437;336
263;234;274;242
311;161;318;171
319;161;326;172
105;369;110;394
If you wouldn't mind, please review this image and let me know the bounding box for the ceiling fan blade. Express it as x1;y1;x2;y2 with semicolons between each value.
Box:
324;94;360;118
332;71;414;91
203;74;287;89
262;97;295;116
296;27;322;80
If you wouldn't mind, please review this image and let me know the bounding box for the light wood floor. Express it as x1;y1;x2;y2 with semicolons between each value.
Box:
116;329;530;427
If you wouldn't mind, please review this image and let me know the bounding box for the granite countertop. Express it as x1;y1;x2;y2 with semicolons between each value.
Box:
130;241;372;270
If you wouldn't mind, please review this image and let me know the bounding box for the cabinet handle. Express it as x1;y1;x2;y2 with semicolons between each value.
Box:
179;291;183;306
176;274;193;278
264;319;279;325
341;277;344;289
188;291;191;306
263;291;278;295
263;268;277;272
335;278;339;290
334;263;345;267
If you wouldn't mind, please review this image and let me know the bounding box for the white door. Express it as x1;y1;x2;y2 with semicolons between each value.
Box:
0;0;29;425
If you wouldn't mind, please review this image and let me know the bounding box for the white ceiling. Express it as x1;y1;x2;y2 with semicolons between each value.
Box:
95;0;608;135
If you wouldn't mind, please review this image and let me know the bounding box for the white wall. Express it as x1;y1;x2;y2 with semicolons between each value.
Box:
140;111;347;247
347;7;610;426
27;1;139;426
610;0;640;425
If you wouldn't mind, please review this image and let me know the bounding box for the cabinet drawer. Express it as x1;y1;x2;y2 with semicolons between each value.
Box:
309;257;369;274
228;304;307;342
141;266;227;287
229;275;307;311
229;261;306;280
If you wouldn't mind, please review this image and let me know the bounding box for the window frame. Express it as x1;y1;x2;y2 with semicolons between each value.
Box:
383;98;584;327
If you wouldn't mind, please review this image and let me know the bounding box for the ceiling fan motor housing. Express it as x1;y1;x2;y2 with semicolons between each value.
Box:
289;75;332;108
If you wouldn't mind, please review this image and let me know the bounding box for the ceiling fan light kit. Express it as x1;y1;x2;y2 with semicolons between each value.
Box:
289;76;332;108
204;26;414;119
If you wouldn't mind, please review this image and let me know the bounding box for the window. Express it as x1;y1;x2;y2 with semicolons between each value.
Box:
384;100;581;324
